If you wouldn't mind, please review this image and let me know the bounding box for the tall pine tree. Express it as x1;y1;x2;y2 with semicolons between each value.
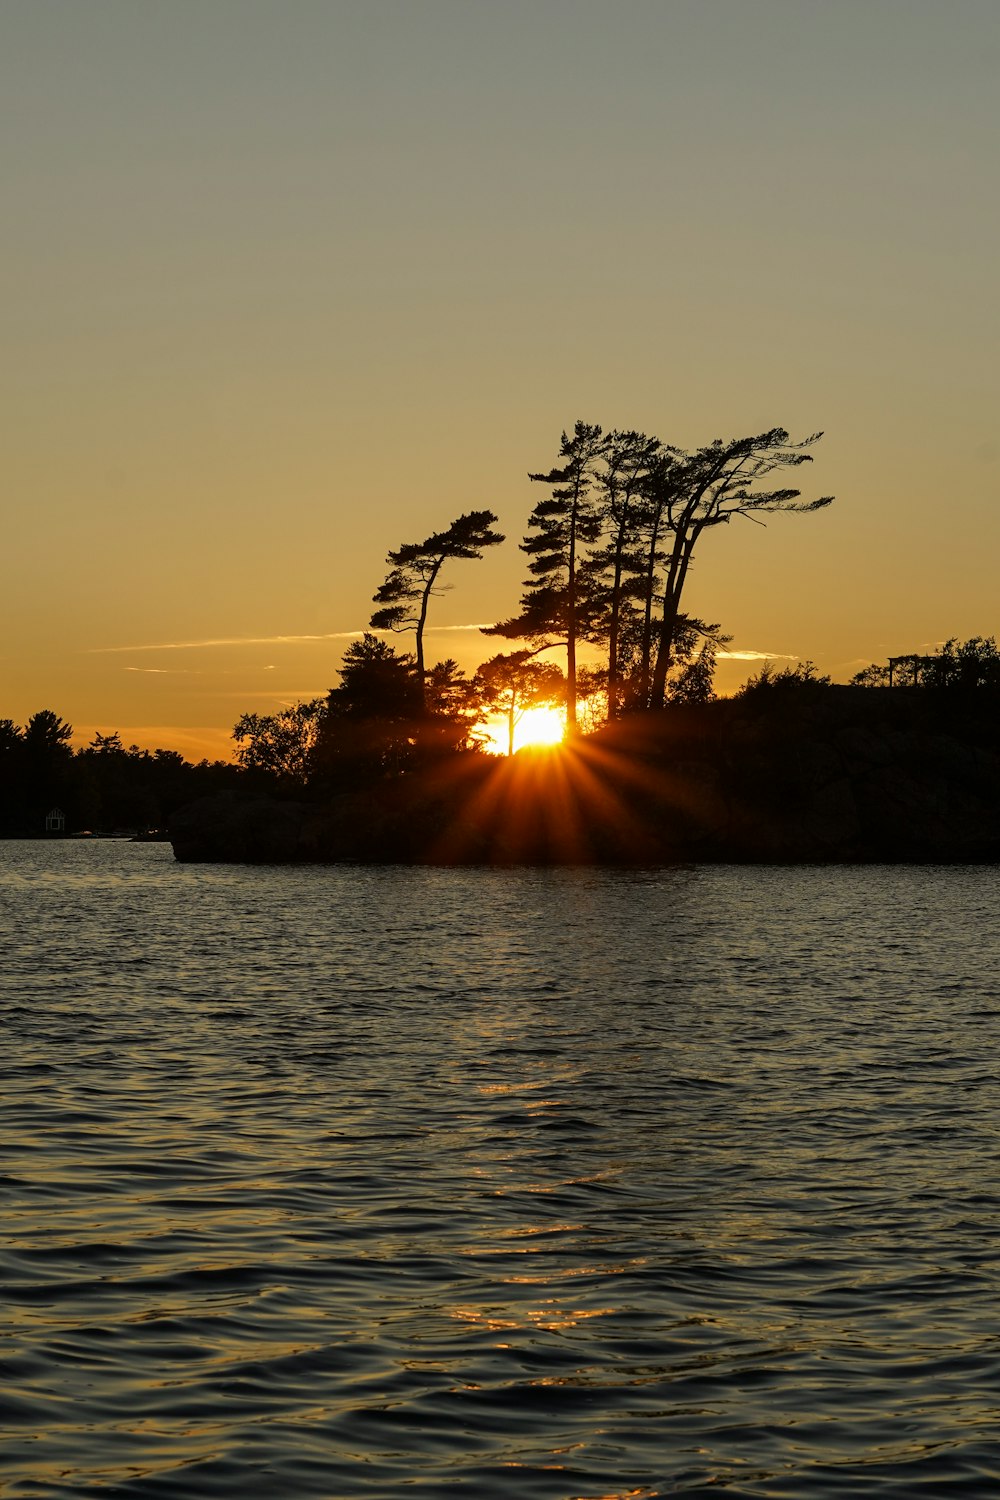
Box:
371;510;504;709
484;422;605;732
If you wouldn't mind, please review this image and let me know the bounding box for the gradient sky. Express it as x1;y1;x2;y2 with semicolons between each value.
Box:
5;0;998;758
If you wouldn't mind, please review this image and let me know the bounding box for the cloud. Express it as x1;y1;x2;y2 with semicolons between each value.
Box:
95;632;366;654
717;649;798;662
91;624;494;654
209;688;329;701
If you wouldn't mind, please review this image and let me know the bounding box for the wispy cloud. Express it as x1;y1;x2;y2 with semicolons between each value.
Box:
102;634;798;667
91;625;494;654
717;649;798;662
94;632;366;654
208;688;330;701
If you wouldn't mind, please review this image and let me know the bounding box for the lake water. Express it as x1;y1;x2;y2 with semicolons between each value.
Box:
3;842;1000;1498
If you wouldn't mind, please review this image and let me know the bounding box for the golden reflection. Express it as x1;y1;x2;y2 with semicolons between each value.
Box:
491;1223;586;1237
496;1463;656;1498
449;1303;618;1333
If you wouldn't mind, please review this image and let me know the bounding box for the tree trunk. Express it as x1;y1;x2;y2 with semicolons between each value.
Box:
565;502;578;733
649;540;695;708
606;513;629;721
637;505;666;710
415;558;445;711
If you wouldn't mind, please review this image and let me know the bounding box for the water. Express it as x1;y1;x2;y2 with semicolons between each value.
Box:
3;842;1000;1498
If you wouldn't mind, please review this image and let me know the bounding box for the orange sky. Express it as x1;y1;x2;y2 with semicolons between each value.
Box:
4;1;998;760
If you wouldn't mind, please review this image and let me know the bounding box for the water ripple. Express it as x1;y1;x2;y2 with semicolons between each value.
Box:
2;843;1000;1496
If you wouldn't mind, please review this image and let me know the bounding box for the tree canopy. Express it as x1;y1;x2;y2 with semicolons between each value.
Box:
371;510;504;706
852;637;1000;691
485;420;832;719
473;652;565;756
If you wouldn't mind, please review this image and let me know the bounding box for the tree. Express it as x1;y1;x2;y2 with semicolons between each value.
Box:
335;632;421;717
232;699;325;786
312;633;423;783
627;445;687;709
422;658;482;754
371;510;504;707
0;719;22;756
647;429;833;708
473;651;565;756
850;661;893;688
583;430;663;720
663;618;730;705
23;710;73;755
927;636;1000;690
851;637;1000;691
738;660;832;696
19;710;74;826
484;422;606;732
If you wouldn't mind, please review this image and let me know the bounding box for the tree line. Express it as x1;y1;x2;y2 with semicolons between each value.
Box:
234;418;834;780
851;637;1000;690
3;418;837;830
0;712;241;836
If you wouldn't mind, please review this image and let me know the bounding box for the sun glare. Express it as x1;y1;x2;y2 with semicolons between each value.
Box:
516;706;565;750
481;706;566;756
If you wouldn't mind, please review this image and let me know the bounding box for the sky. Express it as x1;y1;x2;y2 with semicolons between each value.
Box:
4;0;998;758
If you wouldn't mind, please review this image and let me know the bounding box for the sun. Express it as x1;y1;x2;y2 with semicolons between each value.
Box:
480;705;566;756
515;706;565;751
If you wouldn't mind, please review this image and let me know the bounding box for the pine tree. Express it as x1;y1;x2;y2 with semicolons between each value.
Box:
582;430;662;720
484;422;605;732
371;510;504;707
647;429;833;708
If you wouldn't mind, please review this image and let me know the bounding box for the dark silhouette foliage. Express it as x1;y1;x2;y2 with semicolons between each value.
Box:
310;633;479;787
487;420;832;721
371;511;504;705
233;700;325;785
0;712;241;836
484;422;606;731
738;660;832;696
852;637;1000;691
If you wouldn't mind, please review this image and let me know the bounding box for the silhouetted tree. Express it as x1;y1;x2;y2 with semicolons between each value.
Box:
334;633;421;717
371;511;504;707
232;699;324;786
664;625;728;705
88;731;125;754
628;446;688;708
473;652;565;756
20;710;74;826
422;659;481;754
851;637;1000;691
312;633;423;783
485;422;606;732
23;710;73;756
647;429;833;708
611;611;727;713
583;430;663;720
738;660;832;696
851;661;893;687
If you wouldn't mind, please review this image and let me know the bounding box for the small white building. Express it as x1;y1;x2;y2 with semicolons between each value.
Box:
44;807;66;834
